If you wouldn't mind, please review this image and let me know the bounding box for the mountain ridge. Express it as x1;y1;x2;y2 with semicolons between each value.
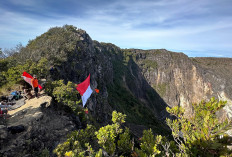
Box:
1;25;232;125
1;25;232;156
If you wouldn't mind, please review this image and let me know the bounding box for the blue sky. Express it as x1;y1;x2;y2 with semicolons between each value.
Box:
0;0;232;57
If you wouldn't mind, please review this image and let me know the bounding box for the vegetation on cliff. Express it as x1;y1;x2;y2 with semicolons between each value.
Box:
0;57;48;94
44;75;232;156
53;97;232;157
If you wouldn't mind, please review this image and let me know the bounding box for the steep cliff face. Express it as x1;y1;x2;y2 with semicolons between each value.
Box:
192;57;232;119
128;49;232;117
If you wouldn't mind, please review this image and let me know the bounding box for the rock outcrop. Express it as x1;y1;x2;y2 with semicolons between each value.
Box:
0;96;81;156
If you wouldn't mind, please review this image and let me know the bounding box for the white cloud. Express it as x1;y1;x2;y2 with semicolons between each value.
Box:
0;0;232;57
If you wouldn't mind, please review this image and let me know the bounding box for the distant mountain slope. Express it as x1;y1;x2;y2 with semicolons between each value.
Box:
124;49;232;117
192;57;232;99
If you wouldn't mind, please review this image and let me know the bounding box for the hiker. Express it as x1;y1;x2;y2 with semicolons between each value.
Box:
0;101;12;114
31;75;39;98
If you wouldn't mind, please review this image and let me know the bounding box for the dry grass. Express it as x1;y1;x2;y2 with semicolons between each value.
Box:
0;84;24;97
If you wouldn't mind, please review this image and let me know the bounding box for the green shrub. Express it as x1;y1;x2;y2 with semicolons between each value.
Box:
166;97;232;156
54;98;232;157
112;110;126;124
140;129;156;155
53;124;96;157
95;124;117;155
95;111;126;155
117;128;133;156
136;129;162;157
52;80;80;110
54;111;132;156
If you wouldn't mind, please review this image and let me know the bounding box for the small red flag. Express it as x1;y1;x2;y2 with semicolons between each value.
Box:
95;89;99;93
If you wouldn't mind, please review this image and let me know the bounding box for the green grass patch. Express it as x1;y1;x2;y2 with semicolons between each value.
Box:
142;60;158;69
152;83;168;97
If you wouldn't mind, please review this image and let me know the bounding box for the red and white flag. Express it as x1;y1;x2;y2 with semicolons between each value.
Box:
76;74;93;107
22;71;42;90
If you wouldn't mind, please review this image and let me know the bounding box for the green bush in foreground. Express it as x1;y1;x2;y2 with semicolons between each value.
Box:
53;124;97;157
135;129;162;156
54;98;232;157
166;97;232;156
95;111;127;156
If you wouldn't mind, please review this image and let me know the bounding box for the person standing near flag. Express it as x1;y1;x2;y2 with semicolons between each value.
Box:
22;71;43;90
31;75;39;98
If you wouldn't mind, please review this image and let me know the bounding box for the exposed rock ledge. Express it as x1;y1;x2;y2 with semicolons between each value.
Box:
0;95;80;157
